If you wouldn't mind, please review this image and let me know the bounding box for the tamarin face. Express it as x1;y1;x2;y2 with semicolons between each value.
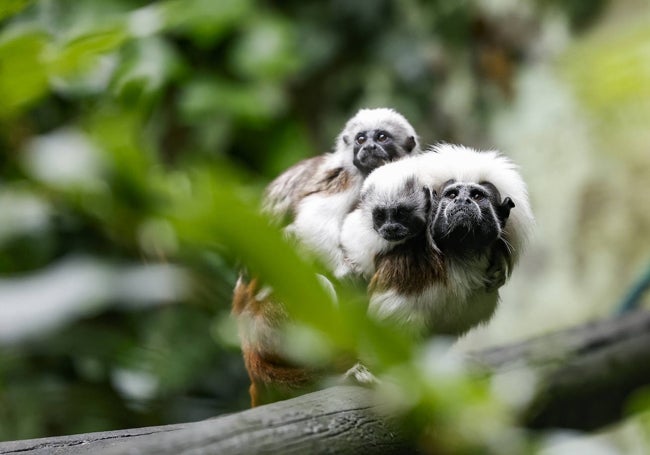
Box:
352;128;416;176
339;108;418;176
368;177;430;243
430;180;515;256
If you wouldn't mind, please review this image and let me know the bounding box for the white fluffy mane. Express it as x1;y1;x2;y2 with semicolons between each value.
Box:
363;143;534;264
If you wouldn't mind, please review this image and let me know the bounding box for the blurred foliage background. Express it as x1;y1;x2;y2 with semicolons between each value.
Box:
1;0;650;452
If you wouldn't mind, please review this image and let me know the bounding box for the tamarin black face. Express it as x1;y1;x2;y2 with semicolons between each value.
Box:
369;177;431;242
430;180;515;256
349;129;417;176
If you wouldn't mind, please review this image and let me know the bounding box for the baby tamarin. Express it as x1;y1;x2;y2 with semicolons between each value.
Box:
234;108;420;406
264;107;420;271
339;144;534;337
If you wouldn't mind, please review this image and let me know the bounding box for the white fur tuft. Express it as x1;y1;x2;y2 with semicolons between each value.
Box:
338;208;394;278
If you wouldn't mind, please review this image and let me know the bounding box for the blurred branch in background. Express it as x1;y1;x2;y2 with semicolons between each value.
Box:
0;257;187;343
615;261;650;315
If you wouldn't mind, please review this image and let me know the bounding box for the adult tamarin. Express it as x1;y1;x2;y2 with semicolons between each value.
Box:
339;144;534;337
234;108;420;406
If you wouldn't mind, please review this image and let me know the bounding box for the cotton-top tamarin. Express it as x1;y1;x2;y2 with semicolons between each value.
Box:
234;108;420;406
339;144;534;337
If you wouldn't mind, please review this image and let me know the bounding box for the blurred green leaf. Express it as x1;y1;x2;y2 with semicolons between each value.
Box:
111;37;184;106
49;26;128;78
0;29;49;117
162;0;252;46
166;168;347;341
263;121;314;175
0;0;32;22
562;19;650;113
229;15;300;81
179;77;286;124
85;108;155;186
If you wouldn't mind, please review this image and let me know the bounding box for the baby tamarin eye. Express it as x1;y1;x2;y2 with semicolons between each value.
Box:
393;206;410;222
372;208;387;224
375;131;390;143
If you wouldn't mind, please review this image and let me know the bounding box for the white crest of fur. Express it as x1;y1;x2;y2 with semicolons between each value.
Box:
360;155;430;213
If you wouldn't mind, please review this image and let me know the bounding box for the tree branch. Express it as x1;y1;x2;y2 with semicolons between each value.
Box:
0;386;412;455
472;310;650;430
2;310;650;454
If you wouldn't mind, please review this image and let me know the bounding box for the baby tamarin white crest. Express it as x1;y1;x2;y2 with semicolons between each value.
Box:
340;144;534;337
263;108;420;271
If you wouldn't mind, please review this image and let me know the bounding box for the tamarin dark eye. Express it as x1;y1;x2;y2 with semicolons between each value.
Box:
376;132;388;142
394;206;408;219
471;190;484;200
446;190;458;199
373;209;386;223
356;134;367;145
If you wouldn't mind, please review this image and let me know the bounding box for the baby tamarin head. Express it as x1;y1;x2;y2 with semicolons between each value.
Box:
338;156;433;279
367;176;431;243
263;108;419;224
337;108;420;176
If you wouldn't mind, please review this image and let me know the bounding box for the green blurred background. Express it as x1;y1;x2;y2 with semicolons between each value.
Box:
1;0;650;451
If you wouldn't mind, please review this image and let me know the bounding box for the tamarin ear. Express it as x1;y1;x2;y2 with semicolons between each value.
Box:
423;186;432;212
404;136;416;153
342;135;350;146
423;186;438;214
496;197;515;227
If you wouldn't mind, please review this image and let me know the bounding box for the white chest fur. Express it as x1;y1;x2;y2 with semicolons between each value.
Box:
287;181;362;272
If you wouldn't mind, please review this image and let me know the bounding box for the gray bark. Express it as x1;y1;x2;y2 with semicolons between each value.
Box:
0;386;412;455
473;310;650;429
2;310;650;454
